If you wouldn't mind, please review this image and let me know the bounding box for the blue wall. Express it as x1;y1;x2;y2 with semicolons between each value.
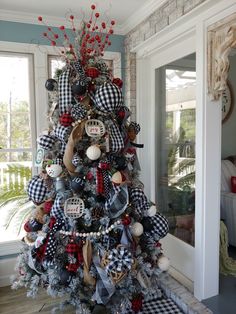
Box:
0;20;125;80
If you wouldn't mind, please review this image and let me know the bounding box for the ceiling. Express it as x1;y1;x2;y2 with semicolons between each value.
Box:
0;0;166;34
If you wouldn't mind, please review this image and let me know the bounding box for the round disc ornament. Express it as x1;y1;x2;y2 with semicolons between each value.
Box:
85;119;105;138
64;197;85;219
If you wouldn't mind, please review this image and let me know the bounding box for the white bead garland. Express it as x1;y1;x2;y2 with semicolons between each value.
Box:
59;220;121;238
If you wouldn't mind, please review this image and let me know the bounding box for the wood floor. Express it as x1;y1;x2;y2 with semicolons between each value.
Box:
0;286;76;314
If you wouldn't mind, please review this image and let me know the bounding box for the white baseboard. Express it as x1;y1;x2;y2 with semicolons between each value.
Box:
168;266;194;293
0;257;17;287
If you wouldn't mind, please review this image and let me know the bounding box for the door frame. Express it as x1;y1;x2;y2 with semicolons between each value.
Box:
134;0;236;301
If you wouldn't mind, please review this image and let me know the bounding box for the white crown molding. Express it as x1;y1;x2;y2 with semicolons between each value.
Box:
119;0;167;34
0;0;168;35
0;9;124;35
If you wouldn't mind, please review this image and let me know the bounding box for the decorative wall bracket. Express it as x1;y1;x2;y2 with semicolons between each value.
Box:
208;13;236;100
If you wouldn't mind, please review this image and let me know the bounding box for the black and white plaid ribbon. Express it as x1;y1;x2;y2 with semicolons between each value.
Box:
106;246;133;273
92;253;115;304
129;188;150;217
52;125;72;142
51;194;65;220
107;122;124;153
145;214;169;240
94;83;123;113
37;134;56;150
72;61;87;81
58;68;73;114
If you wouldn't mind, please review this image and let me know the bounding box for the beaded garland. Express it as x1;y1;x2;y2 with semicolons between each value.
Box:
59;219;122;238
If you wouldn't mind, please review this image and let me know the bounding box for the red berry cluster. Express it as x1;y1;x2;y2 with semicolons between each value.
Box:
37;4;115;62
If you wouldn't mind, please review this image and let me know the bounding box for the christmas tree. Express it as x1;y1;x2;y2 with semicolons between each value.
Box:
12;5;170;313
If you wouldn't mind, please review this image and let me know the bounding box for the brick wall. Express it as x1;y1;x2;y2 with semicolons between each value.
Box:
124;0;207;119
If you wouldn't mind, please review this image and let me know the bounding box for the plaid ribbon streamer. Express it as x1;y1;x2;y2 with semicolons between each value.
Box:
58;69;73;114
51;194;65;220
60;141;67;155
106;246;133;273
97;60;110;78
107;122;124;153
105;184;129;218
45;217;65;261
92;253;115;304
71;103;87;121
129;188;150;217
96;167;104;195
72;153;81;166
52;125;72;142
94;83;123;113
27;175;48;203
38;134;56;150
145;213;169;240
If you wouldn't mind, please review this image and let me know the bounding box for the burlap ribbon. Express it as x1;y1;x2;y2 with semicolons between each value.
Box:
82;239;96;286
63;120;85;175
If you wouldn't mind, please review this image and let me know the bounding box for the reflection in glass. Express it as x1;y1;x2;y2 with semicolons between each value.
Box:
156;54;196;246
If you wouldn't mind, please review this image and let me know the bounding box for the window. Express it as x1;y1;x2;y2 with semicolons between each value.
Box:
157;54;196;246
0;52;35;249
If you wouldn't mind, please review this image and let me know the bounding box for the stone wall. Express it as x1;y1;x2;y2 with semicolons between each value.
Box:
124;0;207;119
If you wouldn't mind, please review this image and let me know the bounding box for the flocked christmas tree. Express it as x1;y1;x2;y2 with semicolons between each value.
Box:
12;5;170;314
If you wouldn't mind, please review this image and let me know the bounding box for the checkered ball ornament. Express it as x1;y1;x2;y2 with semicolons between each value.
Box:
94;83;123;113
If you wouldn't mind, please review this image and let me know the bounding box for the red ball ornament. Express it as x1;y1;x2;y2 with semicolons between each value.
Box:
109;29;114;34
122;215;131;226
59;113;74;127
112;78;123;89
101;22;106;29
87;23;91;28
86;67;100;79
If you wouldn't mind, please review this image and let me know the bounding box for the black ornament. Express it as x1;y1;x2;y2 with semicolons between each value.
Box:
72;79;87;96
113;155;127;171
141;217;153;232
59;269;73;286
45;78;58;91
96;194;106;203
71;177;85;193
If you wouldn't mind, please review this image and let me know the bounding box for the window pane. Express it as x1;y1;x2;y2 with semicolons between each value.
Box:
48;55;65;78
0;152;32;242
0;53;34;245
157;54;196;246
0;55;31;149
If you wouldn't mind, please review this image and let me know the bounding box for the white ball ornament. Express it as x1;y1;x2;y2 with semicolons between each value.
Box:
46;164;63;178
157;255;170;271
147;205;157;217
130;222;144;237
86;145;101;160
111;171;125;185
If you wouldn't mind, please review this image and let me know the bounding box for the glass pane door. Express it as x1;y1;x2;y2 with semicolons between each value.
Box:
0;53;34;243
157;54;196;246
